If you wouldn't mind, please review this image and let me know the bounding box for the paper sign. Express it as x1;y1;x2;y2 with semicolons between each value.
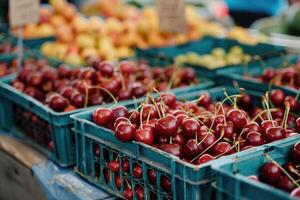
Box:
9;0;40;27
155;0;187;33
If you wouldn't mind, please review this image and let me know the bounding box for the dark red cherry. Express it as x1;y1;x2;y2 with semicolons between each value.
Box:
134;128;154;145
270;89;285;107
284;96;300;112
115;123;135;142
183;139;201;160
141;104;158;121
108;161;120;173
262;68;277;82
134;186;144;200
181;118;200;136
246;131;265;146
198;132;216;149
195;154;214;165
158;143;182;157
212;142;234;156
197;92;211;108
259;162;282;184
49;95;69;112
226;108;248;131
160;175;172;193
92;108;113;126
124;188;133;200
292;141;300;164
243;122;261;135
133;165;143;179
277;176;295;192
155;115;179;137
70;92;85;108
112;106;129;120
264;126;286;142
147;169;157;185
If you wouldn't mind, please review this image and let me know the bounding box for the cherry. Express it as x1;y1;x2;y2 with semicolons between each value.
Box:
292;141;300;164
270;89;285;107
226;108;248;131
155;115;179;137
41;67;57;81
291;188;300;198
277;175;295;192
147;169;157;185
49;95;69;112
284;96;300;112
160;175;172;193
157;93;176;107
156;136;169;145
212;141;234;156
181;118;200;136
197;92;211;108
195;154;214;165
120;61;136;76
57;64;71;78
132;84;145;97
265;127;286;142
262;68;277;82
92;108;113;126
26;72;43;87
115;175;122;190
259;162;282;184
100;79;120;95
25;87;45;101
134;128;154;145
118;88;132;100
141;104;158;121
60;86;75;99
115;122;135;142
134;186;144;200
198;132;216;149
296;117;300;132
175;114;188;126
12;80;25;91
88;93;104;106
172;133;185;146
121;159;130;173
158;143;182;157
246;131;265;146
129;110;140;124
133;165;143;179
183;139;201;160
243;122;261;134
238;94;253;110
215;121;234;139
98;61;115;77
124;188;133;200
70;92;85;108
93;143;100;157
108;161;120;173
260;120;278;135
112;106;129;120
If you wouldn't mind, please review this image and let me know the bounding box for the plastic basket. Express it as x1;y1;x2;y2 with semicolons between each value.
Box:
135;36;284;78
0;68;213;167
212;134;300;200
217;54;299;96
71;86;297;200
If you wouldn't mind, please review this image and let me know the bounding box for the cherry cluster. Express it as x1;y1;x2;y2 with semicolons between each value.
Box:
92;89;300;166
247;141;300;198
11;58;198;112
0;59;18;78
259;61;300;89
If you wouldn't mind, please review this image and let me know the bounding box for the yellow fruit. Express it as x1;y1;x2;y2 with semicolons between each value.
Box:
41;42;55;57
64;52;83;65
37;24;55;37
72;16;89;34
81;47;98;59
76;34;96;49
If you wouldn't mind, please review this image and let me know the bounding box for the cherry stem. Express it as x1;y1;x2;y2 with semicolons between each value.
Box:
192;130;225;163
295;91;300;101
167;66;179;90
169;137;172;144
150;96;162;119
265;154;300;188
139;103;145;125
262;93;274;126
118;65;126;90
251;108;278;122
282;102;290;129
124;178;131;189
89;86;118;105
214;141;238;159
215;102;226;125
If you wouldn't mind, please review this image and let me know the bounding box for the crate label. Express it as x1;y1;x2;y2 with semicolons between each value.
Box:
155;0;187;33
9;0;40;27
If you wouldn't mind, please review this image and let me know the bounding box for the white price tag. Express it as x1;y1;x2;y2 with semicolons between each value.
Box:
155;0;187;33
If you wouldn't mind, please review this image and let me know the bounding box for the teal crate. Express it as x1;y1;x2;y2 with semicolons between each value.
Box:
217;54;299;96
0;68;213;167
71;86;297;200
212;134;300;200
135;36;284;78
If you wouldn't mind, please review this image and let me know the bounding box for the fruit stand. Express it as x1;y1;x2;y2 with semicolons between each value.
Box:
1;0;300;200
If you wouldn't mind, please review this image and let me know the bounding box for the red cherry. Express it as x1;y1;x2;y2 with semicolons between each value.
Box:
12;80;25;91
160;175;172;193
157;93;176;107
270;89;285;107
183;139;201;160
93;143;100;157
244;122;261;135
26;72;43;87
176;114;188;126
99;61;115;77
141;104;158;121
121;159;130;173
259;162;282;184
134;128;154;145
112;106;129;120
172;133;185;146
118;88;132;100
291;188;300;198
284;96;300;112
198;132;216;149
92;108;113;126
58;64;71;78
124;188;133;200
215;121;234;139
262;68;277;82
195;153;214;165
246;131;265;146
49;95;69;112
147;169;157;185
212;141;234;156
70;92;85;108
264;126;286;142
197;92;211;108
108;161;120;173
260;120;278;135
129;110;140;124
59;86;75;99
88;93;103;106
238;94;253;110
133;165;143;179
134;186;144;200
115;123;135;142
226;109;248;131
120;61;136;76
155;115;179;137
277;176;295;192
296;117;300;132
158;143;182;157
115;175;122;190
181;118;200;136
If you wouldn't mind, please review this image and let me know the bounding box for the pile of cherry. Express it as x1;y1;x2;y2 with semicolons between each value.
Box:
259;60;300;89
247;141;300;198
0;58;18;78
10;57;198;112
92;88;300;165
